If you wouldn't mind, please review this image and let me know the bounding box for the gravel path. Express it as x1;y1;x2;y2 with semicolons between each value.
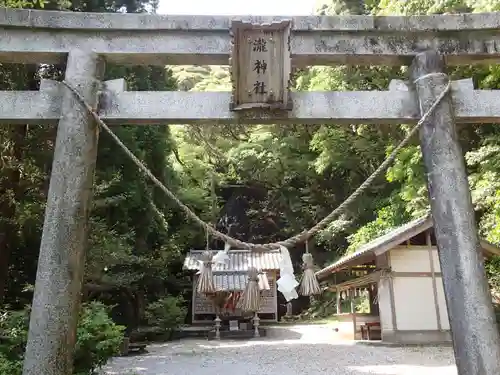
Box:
103;325;457;375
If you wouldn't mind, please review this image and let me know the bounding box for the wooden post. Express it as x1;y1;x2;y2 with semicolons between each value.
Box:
349;288;355;314
349;288;357;339
368;284;379;315
336;287;341;314
22;49;103;375
191;277;196;324
426;230;442;331
411;50;500;375
273;275;278;321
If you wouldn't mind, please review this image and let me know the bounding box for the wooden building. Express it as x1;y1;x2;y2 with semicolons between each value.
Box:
316;213;500;344
183;249;282;324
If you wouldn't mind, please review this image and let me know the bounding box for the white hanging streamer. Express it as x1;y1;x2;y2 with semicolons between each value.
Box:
197;231;213;275
276;245;299;302
281;289;298;302
212;242;231;265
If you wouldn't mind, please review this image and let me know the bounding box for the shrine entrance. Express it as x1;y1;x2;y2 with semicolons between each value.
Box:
1;8;500;375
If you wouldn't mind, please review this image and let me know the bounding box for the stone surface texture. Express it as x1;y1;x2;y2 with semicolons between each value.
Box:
102;326;457;375
411;51;500;375
22;49;103;375
1;9;500;65
2;78;500;125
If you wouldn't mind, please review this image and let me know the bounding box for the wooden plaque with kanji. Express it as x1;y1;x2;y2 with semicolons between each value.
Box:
229;20;292;111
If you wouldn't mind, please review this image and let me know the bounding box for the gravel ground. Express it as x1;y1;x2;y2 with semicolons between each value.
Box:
103;325;457;375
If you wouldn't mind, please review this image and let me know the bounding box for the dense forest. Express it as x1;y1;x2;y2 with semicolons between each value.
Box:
1;0;500;373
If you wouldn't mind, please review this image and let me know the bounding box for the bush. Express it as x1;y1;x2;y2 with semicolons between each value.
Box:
0;302;125;375
0;307;30;375
73;302;125;375
145;296;186;334
0;353;23;375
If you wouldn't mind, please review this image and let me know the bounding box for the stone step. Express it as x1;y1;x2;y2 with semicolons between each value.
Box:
207;328;267;340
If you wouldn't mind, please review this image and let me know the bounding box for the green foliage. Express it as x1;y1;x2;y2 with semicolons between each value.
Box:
0;354;22;375
354;295;371;313
0;0;197;320
0;308;28;375
168;0;500;271
145;296;187;332
385;145;429;216
347;202;412;253
2;0;500;344
0;0;47;9
297;290;338;321
0;303;124;375
486;257;500;292
73;302;125;375
324;0;500;260
466;141;500;245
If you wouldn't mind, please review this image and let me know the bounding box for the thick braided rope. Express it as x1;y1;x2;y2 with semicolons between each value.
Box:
60;74;450;251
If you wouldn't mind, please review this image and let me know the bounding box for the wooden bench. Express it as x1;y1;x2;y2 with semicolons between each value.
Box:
360;322;381;340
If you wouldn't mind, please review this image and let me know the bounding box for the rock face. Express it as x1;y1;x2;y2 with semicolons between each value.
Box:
171;65;231;92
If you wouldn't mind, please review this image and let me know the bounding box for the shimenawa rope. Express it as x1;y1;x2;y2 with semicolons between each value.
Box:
60;74;451;251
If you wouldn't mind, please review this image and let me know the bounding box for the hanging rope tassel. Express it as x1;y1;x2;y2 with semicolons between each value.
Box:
299;240;321;296
196;250;215;294
237;268;261;313
196;232;216;294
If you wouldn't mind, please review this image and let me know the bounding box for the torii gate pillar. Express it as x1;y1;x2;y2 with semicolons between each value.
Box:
411;50;500;375
22;49;103;375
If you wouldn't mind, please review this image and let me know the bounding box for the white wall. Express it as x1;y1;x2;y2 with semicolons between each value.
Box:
389;247;432;273
392;276;438;330
387;247;449;331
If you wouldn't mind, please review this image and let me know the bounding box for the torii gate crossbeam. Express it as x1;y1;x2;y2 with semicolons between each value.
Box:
0;8;499;375
2;9;500;66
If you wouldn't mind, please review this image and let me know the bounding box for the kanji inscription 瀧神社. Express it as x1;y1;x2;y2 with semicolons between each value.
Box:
229;20;292;111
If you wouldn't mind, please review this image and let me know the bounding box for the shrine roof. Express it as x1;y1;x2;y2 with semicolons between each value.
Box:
183;249;282;272
316;212;500;280
211;272;271;292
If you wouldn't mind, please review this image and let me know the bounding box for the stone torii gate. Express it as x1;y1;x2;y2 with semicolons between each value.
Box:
1;8;500;375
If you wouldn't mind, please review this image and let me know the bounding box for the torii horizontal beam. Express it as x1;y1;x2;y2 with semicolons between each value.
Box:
1;78;498;125
2;9;500;66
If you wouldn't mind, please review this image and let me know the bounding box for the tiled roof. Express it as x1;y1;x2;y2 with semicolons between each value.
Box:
209;272;270;292
183;249;282;272
316;213;433;279
315;211;500;280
